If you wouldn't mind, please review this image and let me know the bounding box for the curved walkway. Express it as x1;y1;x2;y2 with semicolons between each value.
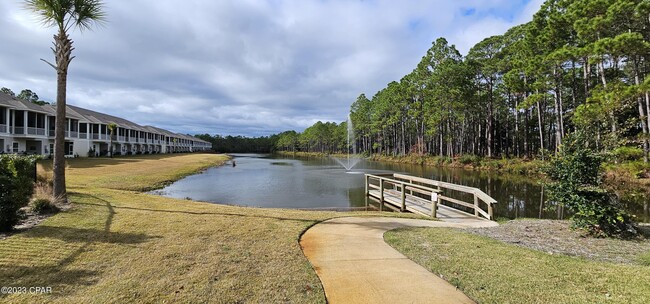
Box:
300;217;498;303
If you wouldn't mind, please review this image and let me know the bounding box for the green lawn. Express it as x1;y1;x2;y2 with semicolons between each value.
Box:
385;227;650;304
1;154;354;303
4;153;648;303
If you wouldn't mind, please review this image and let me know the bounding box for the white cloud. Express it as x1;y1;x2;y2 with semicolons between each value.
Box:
0;0;543;136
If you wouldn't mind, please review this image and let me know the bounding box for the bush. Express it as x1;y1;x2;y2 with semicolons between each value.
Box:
0;155;38;231
544;132;637;237
30;181;60;214
611;146;644;162
435;156;452;165
31;198;59;214
458;154;481;166
482;160;503;170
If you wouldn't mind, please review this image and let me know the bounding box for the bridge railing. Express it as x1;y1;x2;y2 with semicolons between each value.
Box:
365;174;442;217
365;173;497;220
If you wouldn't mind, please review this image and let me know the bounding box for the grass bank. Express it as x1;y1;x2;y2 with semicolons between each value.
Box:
369;154;545;175
277;151;545;175
279;151;650;187
385;227;650;303
1;153;394;303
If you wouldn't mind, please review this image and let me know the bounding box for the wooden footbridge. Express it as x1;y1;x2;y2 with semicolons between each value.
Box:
365;173;497;221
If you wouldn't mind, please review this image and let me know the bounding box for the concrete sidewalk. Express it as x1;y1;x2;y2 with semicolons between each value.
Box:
300;217;498;303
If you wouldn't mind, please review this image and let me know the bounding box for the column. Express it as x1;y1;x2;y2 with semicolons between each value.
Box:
23;111;28;134
5;108;10;133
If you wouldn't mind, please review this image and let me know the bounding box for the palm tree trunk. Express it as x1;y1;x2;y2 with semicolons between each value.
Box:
53;69;67;200
53;29;73;202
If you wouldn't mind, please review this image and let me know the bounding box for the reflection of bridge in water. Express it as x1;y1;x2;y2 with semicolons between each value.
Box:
365;173;497;222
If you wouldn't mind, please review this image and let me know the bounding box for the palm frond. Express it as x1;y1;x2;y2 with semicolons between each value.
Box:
24;0;105;31
23;0;72;29
72;0;107;32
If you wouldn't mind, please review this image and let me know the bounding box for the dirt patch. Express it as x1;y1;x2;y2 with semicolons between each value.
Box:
466;219;650;264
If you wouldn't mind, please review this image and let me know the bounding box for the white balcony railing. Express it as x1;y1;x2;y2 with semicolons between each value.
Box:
0;125;7;133
27;127;46;136
79;133;87;139
14;127;24;134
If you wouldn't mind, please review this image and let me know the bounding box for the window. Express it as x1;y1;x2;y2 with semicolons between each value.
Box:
12;142;19;153
0;107;6;124
65;142;74;155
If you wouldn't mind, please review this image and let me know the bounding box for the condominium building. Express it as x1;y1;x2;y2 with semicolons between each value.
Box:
0;92;212;157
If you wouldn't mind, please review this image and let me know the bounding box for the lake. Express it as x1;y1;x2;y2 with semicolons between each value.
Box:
153;153;650;222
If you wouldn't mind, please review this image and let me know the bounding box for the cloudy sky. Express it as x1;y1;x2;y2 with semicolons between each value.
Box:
0;0;543;137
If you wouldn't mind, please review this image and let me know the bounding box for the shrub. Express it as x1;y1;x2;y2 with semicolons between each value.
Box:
458;154;481;166
30;181;60;214
483;160;503;170
611;146;644;162
544;132;637;237
31;198;59;214
0;155;38;231
435;156;452;165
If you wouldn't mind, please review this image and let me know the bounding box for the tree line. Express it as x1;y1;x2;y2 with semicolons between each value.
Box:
194;134;279;153
333;0;650;160
1;87;51;105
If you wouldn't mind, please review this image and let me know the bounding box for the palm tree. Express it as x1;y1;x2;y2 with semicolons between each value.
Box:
107;122;116;158
25;0;106;201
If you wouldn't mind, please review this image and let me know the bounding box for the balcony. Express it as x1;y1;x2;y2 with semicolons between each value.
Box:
69;131;78;138
27;127;46;136
79;133;88;139
14;127;24;134
117;136;125;142
0;125;6;133
49;130;55;137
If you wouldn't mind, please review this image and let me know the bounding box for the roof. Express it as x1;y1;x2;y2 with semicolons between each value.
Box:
0;92;210;144
67;105;147;131
0;93;51;114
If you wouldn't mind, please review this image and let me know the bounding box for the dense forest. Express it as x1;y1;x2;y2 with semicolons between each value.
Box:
274;0;650;161
194;134;278;153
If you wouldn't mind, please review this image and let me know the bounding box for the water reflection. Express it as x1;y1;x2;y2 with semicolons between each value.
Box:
154;153;648;222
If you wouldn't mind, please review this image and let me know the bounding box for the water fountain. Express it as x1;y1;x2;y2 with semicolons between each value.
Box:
332;115;361;171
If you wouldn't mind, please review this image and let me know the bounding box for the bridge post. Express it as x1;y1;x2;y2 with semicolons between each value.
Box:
474;194;479;217
400;182;406;212
364;174;369;196
379;178;384;211
488;203;494;220
431;192;438;218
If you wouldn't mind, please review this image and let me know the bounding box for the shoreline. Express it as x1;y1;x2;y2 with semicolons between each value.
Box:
276;151;650;189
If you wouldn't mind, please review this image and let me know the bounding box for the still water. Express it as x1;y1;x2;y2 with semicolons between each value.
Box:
154;154;650;222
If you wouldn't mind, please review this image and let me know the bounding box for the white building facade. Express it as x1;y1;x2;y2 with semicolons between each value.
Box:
0;93;212;157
